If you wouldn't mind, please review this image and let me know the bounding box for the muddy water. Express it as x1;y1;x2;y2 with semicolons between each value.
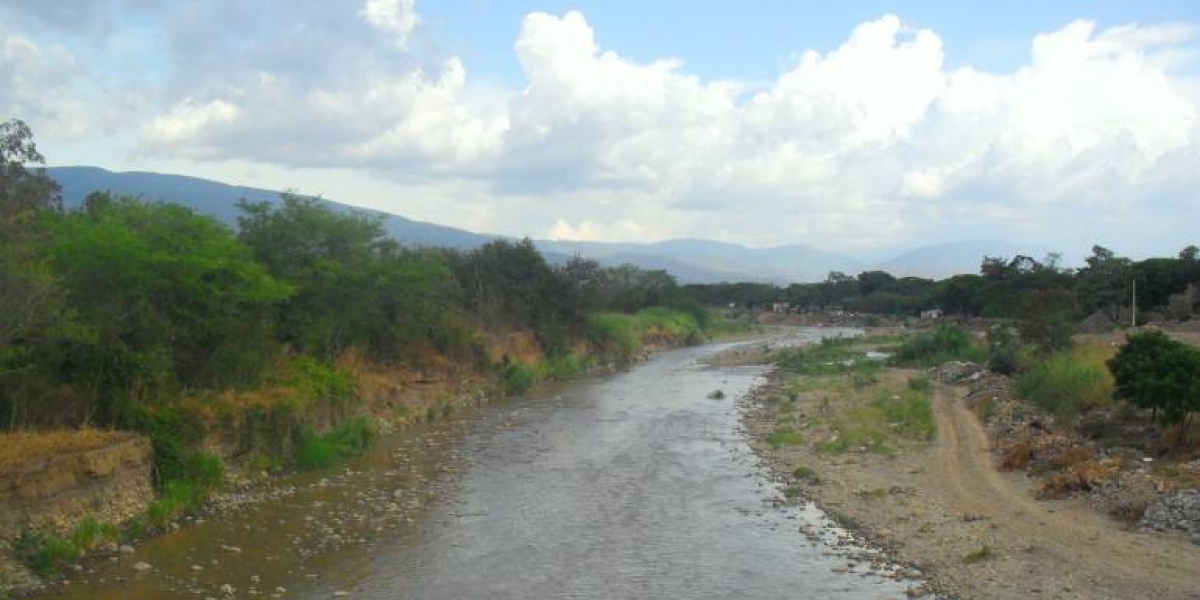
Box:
50;332;910;600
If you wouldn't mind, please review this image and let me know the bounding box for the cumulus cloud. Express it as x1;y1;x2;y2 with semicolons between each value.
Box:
2;2;1198;253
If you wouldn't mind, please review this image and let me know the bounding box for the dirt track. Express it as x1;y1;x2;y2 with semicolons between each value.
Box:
928;387;1200;599
746;376;1200;600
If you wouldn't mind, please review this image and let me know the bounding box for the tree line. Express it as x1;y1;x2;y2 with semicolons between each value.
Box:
0;120;700;430
685;248;1200;324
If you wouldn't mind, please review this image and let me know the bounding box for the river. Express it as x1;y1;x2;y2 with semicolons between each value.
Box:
50;330;911;600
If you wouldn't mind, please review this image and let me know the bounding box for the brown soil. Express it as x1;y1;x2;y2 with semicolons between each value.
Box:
746;373;1200;600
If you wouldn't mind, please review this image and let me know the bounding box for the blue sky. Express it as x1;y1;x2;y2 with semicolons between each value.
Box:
419;0;1200;81
2;1;1199;257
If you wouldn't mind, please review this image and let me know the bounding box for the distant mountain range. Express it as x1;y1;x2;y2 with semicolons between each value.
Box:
47;166;1056;283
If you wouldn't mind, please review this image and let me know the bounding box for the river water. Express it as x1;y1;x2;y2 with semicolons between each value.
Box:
50;331;911;600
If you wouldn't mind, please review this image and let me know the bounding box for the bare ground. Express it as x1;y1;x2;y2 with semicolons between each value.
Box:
745;373;1200;600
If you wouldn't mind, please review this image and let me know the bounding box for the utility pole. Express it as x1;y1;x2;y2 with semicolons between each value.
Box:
1131;278;1137;328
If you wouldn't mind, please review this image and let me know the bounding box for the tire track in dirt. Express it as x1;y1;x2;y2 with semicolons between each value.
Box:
930;386;1200;599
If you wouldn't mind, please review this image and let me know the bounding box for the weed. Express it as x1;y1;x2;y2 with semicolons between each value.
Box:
907;375;932;393
13;528;78;576
793;465;822;485
767;427;805;449
783;485;802;499
1017;346;1114;426
295;417;376;470
962;545;996;564
892;325;985;367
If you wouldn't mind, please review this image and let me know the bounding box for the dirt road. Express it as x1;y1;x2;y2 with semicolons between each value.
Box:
929;387;1200;599
746;374;1200;600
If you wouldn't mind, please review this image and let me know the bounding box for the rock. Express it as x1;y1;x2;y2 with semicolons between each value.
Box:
219;583;235;595
191;564;204;571
1140;489;1200;539
118;545;135;554
333;592;350;598
132;562;152;572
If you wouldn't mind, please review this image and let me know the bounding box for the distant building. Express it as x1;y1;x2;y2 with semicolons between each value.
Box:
771;302;788;314
920;308;943;319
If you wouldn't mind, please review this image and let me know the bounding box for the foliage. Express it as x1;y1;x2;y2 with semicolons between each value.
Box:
12;528;78;576
874;388;936;441
986;324;1020;375
767;427;804;448
1017;288;1078;352
587;307;701;361
501;363;536;396
295;417;377;470
892;325;982;366
12;517;119;576
1107;331;1200;432
237;194;457;361
1018;346;1115;425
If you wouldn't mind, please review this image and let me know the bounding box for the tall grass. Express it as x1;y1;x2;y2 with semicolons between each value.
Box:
296;417;377;470
1017;345;1115;425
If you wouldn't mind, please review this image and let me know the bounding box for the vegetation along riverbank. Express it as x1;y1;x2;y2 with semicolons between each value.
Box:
0;122;754;597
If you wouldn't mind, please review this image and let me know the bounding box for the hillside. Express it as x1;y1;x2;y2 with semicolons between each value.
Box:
48;166;1047;282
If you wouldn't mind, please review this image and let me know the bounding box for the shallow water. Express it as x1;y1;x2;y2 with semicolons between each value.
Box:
50;331;909;600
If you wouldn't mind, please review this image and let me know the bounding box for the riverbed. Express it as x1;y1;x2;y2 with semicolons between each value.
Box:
48;331;911;600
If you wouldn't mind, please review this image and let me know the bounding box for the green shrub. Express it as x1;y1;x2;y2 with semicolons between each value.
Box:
146;480;207;528
892;325;983;367
1018;347;1114;425
767;427;804;448
70;517;117;552
501;363;535;395
13;528;78;576
296;417;377;470
907;375;932;393
793;465;821;485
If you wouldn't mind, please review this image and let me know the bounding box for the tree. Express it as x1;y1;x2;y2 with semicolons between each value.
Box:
44;195;291;422
1016;288;1078;352
1108;331;1200;435
237;194;455;360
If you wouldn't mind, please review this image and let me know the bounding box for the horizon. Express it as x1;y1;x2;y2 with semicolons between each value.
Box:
4;1;1200;256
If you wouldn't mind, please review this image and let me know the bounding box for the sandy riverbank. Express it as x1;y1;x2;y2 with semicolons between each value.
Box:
740;362;1200;600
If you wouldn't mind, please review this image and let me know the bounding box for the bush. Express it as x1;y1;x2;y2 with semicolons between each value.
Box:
767;427;804;448
501;363;535;396
146;479;207;528
892;325;982;366
13;528;78;576
1108;331;1200;433
986;324;1020;375
295;417;377;470
1018;347;1115;425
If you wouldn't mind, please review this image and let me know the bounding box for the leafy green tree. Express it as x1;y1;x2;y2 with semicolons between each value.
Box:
45;194;291;422
1108;330;1200;434
0;120;71;428
237;194;456;360
1016;288;1078;353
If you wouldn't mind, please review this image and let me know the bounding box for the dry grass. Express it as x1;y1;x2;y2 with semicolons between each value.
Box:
0;429;134;472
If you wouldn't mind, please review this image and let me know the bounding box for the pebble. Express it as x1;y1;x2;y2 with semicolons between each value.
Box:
118;545;135;554
132;562;152;572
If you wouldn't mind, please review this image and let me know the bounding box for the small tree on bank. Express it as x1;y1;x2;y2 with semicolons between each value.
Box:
1107;330;1200;437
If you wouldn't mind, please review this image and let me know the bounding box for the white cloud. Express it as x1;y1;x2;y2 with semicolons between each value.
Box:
361;0;420;49
547;218;657;242
2;3;1199;254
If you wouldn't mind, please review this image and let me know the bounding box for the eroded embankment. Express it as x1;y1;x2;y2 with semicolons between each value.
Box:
0;323;704;597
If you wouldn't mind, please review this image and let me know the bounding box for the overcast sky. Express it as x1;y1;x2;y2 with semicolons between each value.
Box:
3;0;1199;257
